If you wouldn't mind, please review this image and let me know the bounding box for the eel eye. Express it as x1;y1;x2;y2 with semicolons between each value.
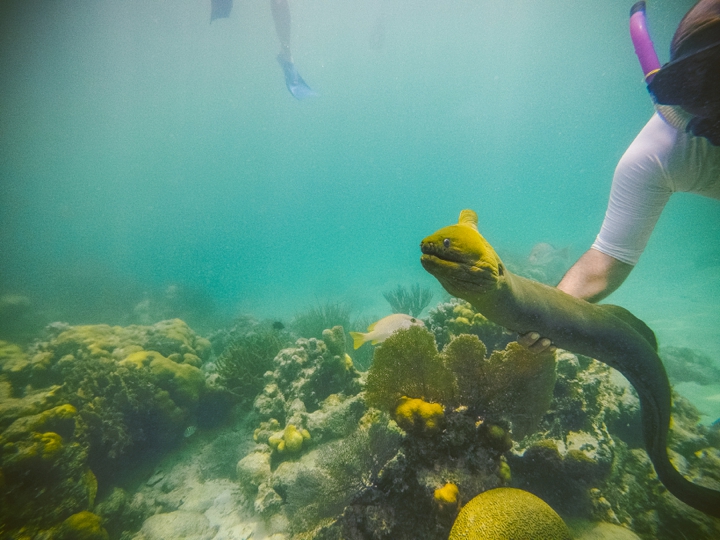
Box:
443;238;451;248
410;318;416;322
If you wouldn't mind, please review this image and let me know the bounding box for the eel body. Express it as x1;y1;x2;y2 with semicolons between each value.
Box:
420;209;720;518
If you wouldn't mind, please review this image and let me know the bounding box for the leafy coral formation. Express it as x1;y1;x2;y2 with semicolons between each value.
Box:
383;283;434;317
366;327;556;440
365;326;455;412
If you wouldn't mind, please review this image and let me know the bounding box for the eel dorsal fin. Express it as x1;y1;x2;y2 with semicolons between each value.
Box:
599;304;658;352
458;209;478;231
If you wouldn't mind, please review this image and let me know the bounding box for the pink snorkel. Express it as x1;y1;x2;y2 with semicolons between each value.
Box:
629;2;694;132
629;1;661;83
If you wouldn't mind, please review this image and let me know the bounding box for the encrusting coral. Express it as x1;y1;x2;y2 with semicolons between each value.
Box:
54;510;110;540
267;423;311;454
448;487;571;540
0;318;213;538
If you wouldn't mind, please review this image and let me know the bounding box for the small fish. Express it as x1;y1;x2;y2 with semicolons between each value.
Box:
184;425;197;438
349;314;425;349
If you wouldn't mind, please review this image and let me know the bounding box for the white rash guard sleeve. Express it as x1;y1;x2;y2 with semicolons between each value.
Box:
592;113;720;266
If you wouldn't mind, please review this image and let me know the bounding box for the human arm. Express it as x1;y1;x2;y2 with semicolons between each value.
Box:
519;114;675;352
556;248;634;302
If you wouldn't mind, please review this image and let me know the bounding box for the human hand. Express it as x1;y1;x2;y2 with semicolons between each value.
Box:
517;332;556;354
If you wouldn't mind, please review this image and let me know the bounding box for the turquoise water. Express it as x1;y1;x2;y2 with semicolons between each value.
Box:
0;0;720;353
1;2;717;385
3;1;720;538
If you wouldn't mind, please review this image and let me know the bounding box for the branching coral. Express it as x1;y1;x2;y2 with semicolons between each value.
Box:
383;283;434;317
216;328;291;404
291;301;353;341
283;418;404;535
365;326;455;412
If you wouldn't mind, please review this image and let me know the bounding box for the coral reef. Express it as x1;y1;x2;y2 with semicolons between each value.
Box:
383;283;434;317
215;326;293;404
448;487;571;540
6;304;719;540
426;299;514;352
509;351;720;539
291;302;353;342
0;319;213;538
365;326;455;412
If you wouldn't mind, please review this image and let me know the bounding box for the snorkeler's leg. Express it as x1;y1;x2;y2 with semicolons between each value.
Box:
271;0;292;61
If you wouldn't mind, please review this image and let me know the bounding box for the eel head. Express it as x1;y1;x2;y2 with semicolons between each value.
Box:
420;209;504;297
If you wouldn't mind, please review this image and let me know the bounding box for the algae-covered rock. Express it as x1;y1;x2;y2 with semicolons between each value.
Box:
121;350;205;405
55;511;109;540
135;510;214;540
236;450;272;495
449;487;571;540
0;319;214;539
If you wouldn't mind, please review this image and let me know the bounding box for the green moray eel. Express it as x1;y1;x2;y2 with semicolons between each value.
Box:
420;209;720;518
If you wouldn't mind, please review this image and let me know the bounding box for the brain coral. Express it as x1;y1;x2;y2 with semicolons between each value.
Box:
449;487;571;540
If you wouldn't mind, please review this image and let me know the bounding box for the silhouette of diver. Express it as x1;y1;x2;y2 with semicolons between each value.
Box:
211;0;317;99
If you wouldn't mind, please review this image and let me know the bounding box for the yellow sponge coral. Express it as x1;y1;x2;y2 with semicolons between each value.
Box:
267;424;311;454
449;487;571;540
434;482;460;512
394;396;444;434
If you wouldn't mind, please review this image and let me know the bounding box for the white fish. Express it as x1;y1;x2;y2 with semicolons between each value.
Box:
349;314;425;349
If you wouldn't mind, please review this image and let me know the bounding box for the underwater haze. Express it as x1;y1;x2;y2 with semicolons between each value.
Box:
4;1;720;538
1;2;718;360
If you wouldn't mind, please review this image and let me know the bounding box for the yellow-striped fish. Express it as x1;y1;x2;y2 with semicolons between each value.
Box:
349;314;425;349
